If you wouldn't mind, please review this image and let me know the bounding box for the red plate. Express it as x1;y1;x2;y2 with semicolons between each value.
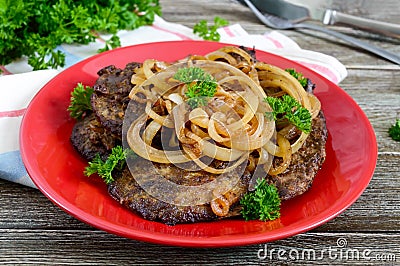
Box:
20;41;377;247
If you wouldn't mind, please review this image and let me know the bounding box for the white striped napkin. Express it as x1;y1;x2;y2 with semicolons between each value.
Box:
0;15;347;188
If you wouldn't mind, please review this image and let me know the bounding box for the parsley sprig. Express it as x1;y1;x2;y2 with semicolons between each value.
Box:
389;119;400;141
67;83;94;120
193;16;229;41
84;146;127;184
0;0;161;70
97;35;122;53
173;67;218;108
240;179;281;221
265;95;312;133
286;68;308;87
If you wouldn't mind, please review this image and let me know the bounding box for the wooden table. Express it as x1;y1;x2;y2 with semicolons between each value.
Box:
1;0;399;264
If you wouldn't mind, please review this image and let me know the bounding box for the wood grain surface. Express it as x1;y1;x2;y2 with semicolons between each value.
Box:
1;0;399;265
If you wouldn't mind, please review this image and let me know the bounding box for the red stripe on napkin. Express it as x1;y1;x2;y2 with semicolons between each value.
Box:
295;61;338;84
0;108;26;118
0;66;12;75
264;35;283;49
151;25;193;40
222;26;235;37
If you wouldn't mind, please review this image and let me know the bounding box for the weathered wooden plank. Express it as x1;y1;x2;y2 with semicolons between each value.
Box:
331;0;400;23
315;153;400;232
0;230;398;265
338;69;400;153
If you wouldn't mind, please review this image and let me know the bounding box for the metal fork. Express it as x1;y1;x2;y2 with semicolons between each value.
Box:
243;0;400;65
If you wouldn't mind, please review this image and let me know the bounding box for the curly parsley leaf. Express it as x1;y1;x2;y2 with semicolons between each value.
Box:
286;68;308;87
174;67;214;84
97;34;122;53
265;95;312;133
240;179;281;221
174;67;217;108
185;83;217;109
193;16;229;41
389;119;400;141
84;146;127;184
68;83;94;120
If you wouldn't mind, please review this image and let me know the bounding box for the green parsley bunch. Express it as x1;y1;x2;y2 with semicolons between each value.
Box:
67;83;94;120
0;0;161;70
389;119;400;141
84;146;127;184
285;68;308;87
240;179;281;221
173;67;218;108
265;94;312;133
193;16;229;41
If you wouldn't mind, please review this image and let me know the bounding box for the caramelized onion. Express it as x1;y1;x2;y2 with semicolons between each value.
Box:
124;47;322;217
268;133;292;175
127;115;191;164
210;196;230;217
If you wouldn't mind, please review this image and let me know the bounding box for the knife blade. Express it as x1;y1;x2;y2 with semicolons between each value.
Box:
244;0;400;38
284;0;329;22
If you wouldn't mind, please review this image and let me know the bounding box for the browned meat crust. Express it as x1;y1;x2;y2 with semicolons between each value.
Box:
108;161;252;225
91;63;141;137
70;113;119;161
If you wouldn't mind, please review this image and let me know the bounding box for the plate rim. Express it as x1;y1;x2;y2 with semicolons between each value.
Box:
20;40;378;247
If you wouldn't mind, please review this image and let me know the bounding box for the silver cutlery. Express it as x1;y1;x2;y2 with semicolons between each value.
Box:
243;0;400;65
284;0;400;39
